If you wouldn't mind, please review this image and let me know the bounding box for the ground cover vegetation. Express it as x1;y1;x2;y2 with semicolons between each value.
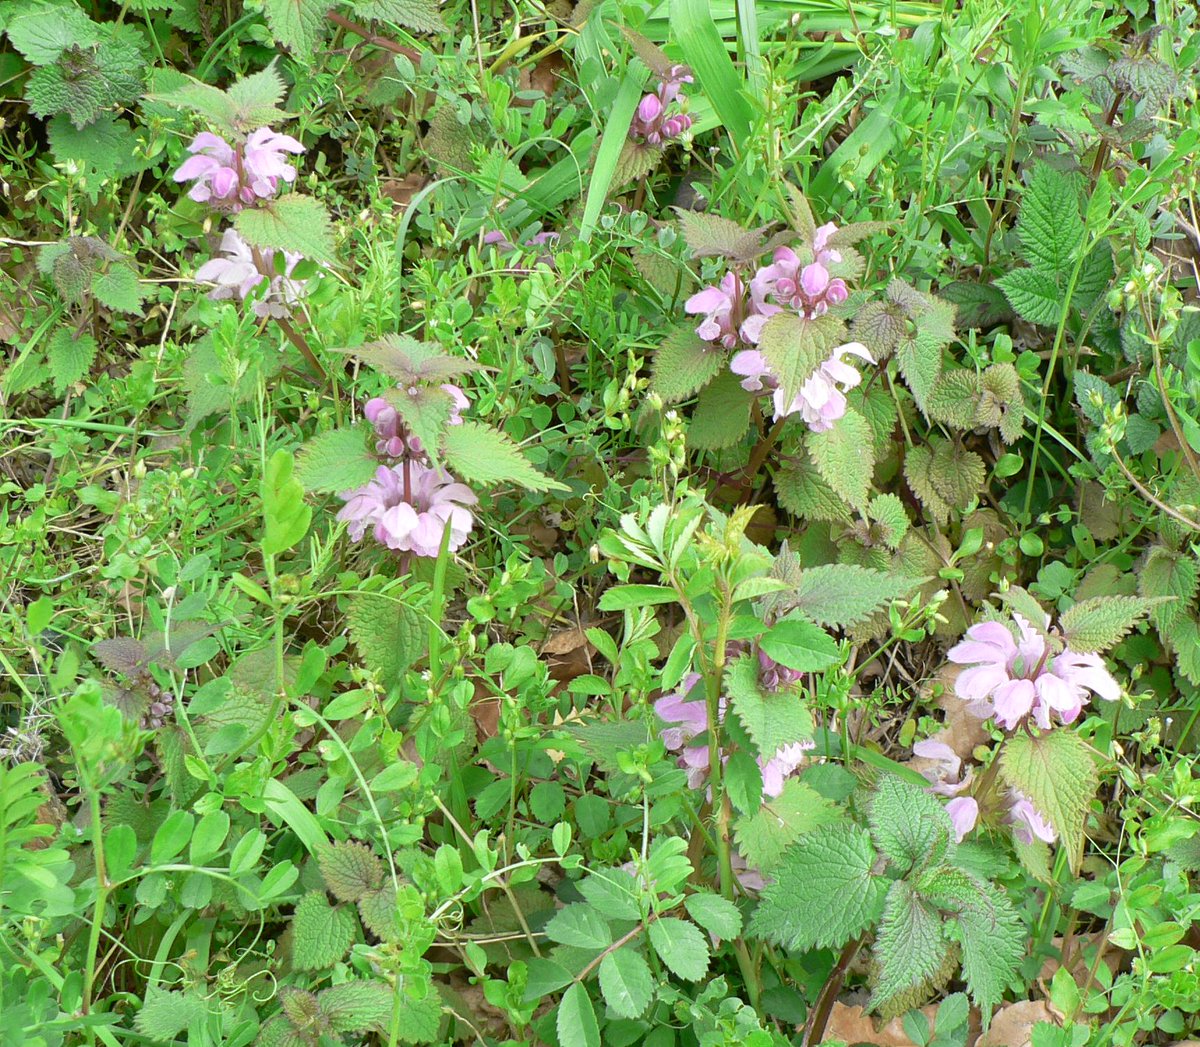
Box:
3;0;1200;1045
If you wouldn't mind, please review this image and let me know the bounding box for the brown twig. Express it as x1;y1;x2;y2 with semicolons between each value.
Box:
326;10;420;62
803;936;863;1046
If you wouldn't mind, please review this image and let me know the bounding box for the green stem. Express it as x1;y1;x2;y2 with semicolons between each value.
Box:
706;596;735;899
982;64;1031;268
82;783;110;1025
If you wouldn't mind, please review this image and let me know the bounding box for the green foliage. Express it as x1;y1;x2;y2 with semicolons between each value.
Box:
295;427;379;494
261;450;312;555
1058;594;1160;653
650;326;725;404
648;917;710;980
732;779;840;871
726;654;813;758
777;563;925;629
806;407;874;510
318;841;384;902
598;949;654;1017
236;195;337;265
291;890;356;970
345;592;425;687
442;420;567;492
1000;730;1098;872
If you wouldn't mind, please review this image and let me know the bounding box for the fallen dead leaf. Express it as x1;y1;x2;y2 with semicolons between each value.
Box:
541;623;594;683
974;1000;1057;1047
822;1002;935;1046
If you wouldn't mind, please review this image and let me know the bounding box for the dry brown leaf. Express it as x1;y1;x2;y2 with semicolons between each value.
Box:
822;1002;935;1046
974;1000;1057;1047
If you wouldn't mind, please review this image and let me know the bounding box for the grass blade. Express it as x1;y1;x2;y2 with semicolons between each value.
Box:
578;69;646;242
670;0;754;145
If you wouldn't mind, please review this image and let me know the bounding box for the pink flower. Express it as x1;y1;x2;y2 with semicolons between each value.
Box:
654;673;813;797
1007;790;1057;845
912;739;977;842
174;127;303;211
729;341;872;430
194;229;307;319
812;222;842;266
685;272;769;350
336;463;477;558
947;614;1120;730
751;248;848;320
629;67;694;145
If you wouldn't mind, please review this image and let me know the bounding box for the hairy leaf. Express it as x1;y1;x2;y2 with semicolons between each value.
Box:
1059;595;1160;653
335;334;478;384
346;593;425;688
726;654;813;759
996;268;1061;327
291;890;356;970
687;369;753;450
783;564;925;629
1138;546;1198;632
235;194;336;264
732;779;840;871
353;0;446;32
46;329;97;396
869;775;955;874
674;209;770;262
1018;164;1084;277
749;824;887;950
774;456;853;523
871;880;949;1011
1000;730;1097;871
319;841;384;902
442;420;567;492
650;325;725;404
295;426;379;494
318;980;393;1032
759;312;845;411
806;407;874;510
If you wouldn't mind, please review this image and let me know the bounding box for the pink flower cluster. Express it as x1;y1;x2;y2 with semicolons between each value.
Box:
654;672;812;797
630;66;694;146
948;615;1120;730
174;128;304;210
682;220;869;431
364;386;468;459
195;229;307;319
914;740;1057;845
730;341;873;430
337;463;477;558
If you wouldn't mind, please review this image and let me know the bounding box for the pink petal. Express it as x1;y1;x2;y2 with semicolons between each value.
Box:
953;663;1009;702
992;678;1036;728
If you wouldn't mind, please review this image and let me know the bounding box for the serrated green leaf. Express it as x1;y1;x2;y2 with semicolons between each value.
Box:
291;890;356;970
357;884;400;940
7;6;98;63
346;592;425;688
1059;594;1160;653
868;494;909;549
749;824;887;950
353;0;447;32
759;618;839;672
759;312;844;411
558;982;600;1047
598;948;654;1018
318;980;393;1033
1000;730;1096;872
784;564;925;629
295;426;379;494
335;334;478;384
684;892;742;939
545;903;612;951
928;438;984;511
384;384;453;466
135;988;209;1040
318;841;384;902
46;329;97;395
263;0;328;55
688;368;753;450
1018;164;1084;277
774;456;852;523
1139;546;1198;632
996;267;1062;327
674;209;765;261
650;325;725;404
442;419;566;492
871;880;949;1011
806;407;874;510
868;775;955;873
726;654;813;759
47;112;139;182
648;917;709;980
732;779;839;871
235;195;335;265
92;265;144;315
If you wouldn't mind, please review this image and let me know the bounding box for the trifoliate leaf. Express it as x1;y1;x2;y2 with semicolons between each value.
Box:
726;654;813;760
870;880;949;1011
1058;594;1161;654
235;194;335;265
442;419;567;492
648;917;709;980
295;426;379;494
1000;730;1097;872
290;890;356;970
346;593;425;688
732;779;840;871
318;841;385;902
650;325;725;404
750;824;887;950
598;948;654;1018
806;407;874;510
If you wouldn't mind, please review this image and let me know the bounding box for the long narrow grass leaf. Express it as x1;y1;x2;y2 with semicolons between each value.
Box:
579;69;646;242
